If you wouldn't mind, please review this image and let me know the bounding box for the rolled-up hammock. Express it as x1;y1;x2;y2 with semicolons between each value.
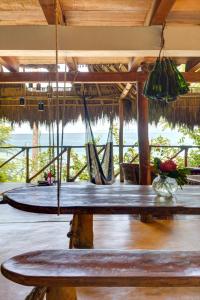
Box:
83;96;114;185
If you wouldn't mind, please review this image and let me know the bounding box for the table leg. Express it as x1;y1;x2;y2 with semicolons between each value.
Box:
140;214;153;223
46;287;77;300
25;287;46;300
68;214;94;249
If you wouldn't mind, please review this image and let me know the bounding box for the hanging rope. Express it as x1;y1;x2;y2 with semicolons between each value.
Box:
59;61;67;183
47;81;54;163
158;21;166;60
55;0;61;215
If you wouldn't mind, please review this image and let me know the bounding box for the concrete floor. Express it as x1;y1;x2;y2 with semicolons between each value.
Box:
1;202;200;299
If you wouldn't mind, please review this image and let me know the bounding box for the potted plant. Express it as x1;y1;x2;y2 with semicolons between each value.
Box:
152;158;189;197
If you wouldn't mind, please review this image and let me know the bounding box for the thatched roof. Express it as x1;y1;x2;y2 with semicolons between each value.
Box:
0;82;199;129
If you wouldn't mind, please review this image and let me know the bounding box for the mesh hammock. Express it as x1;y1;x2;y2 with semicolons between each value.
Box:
83;96;115;185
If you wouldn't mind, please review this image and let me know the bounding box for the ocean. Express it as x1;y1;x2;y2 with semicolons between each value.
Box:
1;127;193;163
9;128;193;148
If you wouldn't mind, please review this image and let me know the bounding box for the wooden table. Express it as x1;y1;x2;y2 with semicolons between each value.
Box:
3;184;200;300
4;184;200;248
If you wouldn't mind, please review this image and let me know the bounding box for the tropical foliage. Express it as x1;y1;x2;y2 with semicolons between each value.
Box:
0;121;199;182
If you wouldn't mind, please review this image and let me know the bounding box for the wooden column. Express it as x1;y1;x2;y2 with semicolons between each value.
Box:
119;99;124;182
69;214;94;249
137;82;151;185
26;147;30;183
66;147;71;182
32;122;39;172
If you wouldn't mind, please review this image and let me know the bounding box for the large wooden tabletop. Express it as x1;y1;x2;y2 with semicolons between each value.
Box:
3;184;200;215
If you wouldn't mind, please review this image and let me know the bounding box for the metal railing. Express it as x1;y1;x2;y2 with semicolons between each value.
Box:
0;144;199;183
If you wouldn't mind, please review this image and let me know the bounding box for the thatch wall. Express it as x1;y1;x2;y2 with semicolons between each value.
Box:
0;84;199;129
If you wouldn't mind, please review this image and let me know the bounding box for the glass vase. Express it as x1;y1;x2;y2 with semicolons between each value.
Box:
152;175;178;197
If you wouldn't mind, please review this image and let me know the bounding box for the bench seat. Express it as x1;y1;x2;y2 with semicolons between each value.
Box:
2;250;200;288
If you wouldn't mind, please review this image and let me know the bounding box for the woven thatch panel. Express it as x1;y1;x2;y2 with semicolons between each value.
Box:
0;99;134;128
149;96;200;129
0;83;199;129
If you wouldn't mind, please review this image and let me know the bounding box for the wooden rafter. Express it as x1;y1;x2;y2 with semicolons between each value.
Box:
39;0;65;25
0;71;200;83
0;57;19;72
186;58;200;72
120;58;145;100
128;57;144;72
149;0;176;25
88;65;102;97
66;57;77;72
121;0;176;100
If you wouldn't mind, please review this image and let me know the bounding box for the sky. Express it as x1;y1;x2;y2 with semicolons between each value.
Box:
11;119;161;134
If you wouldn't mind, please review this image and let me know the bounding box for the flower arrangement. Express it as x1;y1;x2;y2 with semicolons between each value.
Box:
153;158;189;187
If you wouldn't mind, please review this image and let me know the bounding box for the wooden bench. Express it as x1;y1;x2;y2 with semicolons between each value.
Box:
1;250;200;300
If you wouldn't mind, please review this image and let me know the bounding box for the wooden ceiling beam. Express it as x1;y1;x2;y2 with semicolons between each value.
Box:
0;72;199;83
186;58;200;72
39;0;65;25
149;0;176;25
1;25;200;58
0;57;19;72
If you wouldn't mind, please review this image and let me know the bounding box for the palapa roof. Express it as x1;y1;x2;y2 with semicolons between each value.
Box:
0;69;199;129
0;1;200;129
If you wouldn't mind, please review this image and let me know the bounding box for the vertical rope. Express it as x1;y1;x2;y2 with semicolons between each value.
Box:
158;21;166;60
55;0;60;215
60;61;67;182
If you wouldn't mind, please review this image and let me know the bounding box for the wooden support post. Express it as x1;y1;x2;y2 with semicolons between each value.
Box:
68;214;94;249
26;148;30;183
32;122;39;172
66;147;71;182
46;287;77;300
137;82;152;222
137;82;151;185
119;99;124;182
184;147;188;167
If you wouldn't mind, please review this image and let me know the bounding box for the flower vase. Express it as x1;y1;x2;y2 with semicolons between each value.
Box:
152;175;178;198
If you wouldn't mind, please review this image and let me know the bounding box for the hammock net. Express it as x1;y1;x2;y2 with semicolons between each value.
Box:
83;96;115;185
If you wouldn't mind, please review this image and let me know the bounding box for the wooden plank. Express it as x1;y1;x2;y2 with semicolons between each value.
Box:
0;71;200;83
2;249;200;287
3;184;200;215
39;0;65;25
63;10;145;26
150;0;176;25
167;0;200;25
137;82;151;185
0;57;19;72
62;0;150;12
0;1;46;25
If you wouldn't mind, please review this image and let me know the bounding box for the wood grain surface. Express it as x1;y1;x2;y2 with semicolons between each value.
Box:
2;250;200;287
3;184;200;215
